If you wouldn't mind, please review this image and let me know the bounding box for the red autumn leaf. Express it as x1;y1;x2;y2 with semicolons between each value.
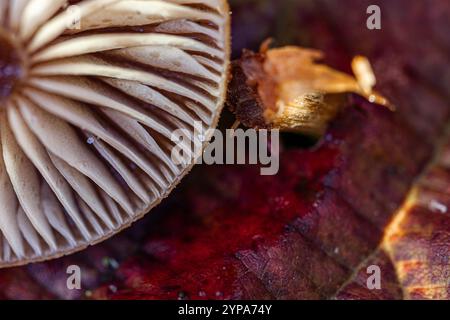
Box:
0;0;449;300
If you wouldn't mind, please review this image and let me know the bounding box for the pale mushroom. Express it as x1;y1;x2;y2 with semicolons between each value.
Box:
0;0;230;267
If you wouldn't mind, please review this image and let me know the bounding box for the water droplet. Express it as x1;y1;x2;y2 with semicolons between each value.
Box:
108;285;118;293
198;291;206;297
102;257;119;269
429;200;447;214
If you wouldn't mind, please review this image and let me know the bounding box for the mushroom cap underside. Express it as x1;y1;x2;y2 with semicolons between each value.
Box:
0;0;230;267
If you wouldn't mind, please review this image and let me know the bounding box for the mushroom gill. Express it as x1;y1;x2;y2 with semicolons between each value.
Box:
0;0;230;267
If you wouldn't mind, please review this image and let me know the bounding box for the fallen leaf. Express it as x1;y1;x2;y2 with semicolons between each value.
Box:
0;0;449;300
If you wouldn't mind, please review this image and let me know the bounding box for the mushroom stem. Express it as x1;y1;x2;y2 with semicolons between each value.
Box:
0;28;24;103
